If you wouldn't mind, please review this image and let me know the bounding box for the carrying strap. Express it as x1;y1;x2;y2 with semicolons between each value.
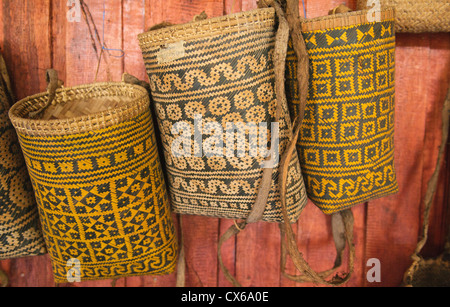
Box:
217;0;290;287
28;69;63;118
276;0;355;286
175;215;186;287
403;83;450;285
0;268;8;287
0;54;15;106
218;0;355;287
278;114;355;286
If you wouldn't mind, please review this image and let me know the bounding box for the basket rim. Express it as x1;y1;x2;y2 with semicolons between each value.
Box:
138;8;276;48
301;8;395;32
9;81;150;137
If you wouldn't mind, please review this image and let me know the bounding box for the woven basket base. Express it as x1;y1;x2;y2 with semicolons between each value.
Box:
408;257;450;287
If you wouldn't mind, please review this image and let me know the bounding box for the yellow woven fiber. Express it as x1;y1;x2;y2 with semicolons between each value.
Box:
9;82;178;283
286;9;399;214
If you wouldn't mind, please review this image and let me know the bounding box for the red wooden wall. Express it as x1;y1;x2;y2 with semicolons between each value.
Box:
0;0;449;287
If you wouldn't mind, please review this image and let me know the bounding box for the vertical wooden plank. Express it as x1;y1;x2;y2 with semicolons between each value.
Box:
235;222;282;287
0;0;54;287
51;0;67;82
224;0;257;14
122;0;147;81
182;216;220;287
305;0;356;18
224;0;242;14
364;34;433;287
0;2;4;53
279;0;367;288
240;0;259;11
418;33;450;259
122;0;178;288
1;0;52;99
144;0;224;29
51;0;123;287
141;0;225;288
64;0;123;86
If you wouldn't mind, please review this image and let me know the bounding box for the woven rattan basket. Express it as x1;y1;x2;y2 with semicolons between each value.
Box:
357;0;450;33
0;54;46;260
8;74;178;283
138;8;307;224
286;8;399;215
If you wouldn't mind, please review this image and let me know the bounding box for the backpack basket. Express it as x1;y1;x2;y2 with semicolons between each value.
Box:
8;72;178;283
286;8;399;215
138;8;308;224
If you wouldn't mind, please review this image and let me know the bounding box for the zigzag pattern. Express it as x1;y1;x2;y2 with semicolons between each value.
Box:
150;54;270;93
140;18;308;223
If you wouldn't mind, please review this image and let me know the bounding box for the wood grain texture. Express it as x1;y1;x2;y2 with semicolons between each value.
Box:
0;0;54;287
418;33;450;259
123;0;147;81
0;0;448;288
364;33;450;287
280;0;369;288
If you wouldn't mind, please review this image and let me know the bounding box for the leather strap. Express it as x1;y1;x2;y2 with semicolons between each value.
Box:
217;0;290;287
403;83;450;285
29;69;63;118
276;0;355;286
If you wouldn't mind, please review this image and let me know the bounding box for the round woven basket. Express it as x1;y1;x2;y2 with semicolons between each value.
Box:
404;254;450;287
9;79;178;282
138;8;307;223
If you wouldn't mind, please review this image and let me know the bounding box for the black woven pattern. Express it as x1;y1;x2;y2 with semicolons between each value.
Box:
0;55;46;260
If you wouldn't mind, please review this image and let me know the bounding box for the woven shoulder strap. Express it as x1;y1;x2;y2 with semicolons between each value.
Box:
28;69;63;118
217;0;289;287
403;84;450;285
273;0;355;286
217;0;355;287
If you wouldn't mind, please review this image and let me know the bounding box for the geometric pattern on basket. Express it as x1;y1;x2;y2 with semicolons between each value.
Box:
0;61;46;260
139;8;308;223
286;14;398;214
17;110;178;282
